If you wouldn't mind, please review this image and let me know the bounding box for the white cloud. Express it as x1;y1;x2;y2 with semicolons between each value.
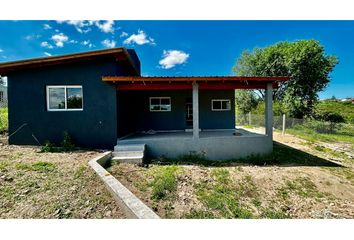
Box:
101;39;116;48
44;52;52;56
57;20;115;34
51;33;69;47
123;30;155;45
95;20;114;33
56;20;92;33
81;40;94;48
25;34;41;40
0;49;3;53
159;50;190;69
69;39;78;44
120;31;128;38
43;24;52;30
40;41;54;49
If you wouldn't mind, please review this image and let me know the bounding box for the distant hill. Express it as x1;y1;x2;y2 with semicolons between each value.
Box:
316;100;354;124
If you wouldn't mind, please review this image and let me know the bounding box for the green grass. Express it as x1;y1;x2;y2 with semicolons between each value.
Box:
148;165;181;200
195;168;254;219
0;107;8;133
278;177;325;200
16;161;56;173
184;209;217;219
286;123;354;145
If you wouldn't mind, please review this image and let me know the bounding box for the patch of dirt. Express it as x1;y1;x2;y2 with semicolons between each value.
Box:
109;162;354;219
0;144;126;219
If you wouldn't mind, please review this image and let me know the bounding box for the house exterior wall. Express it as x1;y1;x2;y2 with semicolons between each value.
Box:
117;89;235;137
0;85;7;108
7;57;132;149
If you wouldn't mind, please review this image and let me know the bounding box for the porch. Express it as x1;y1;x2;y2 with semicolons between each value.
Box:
103;76;288;160
116;129;271;160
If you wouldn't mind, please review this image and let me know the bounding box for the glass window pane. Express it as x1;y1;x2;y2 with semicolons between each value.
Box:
48;88;65;109
67;87;83;109
225;100;231;110
160;105;171;111
160;98;170;105
150;98;160;105
150;105;160;111
213;101;221;110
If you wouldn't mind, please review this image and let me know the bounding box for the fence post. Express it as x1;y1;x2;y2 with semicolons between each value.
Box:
282;114;286;136
248;112;251;126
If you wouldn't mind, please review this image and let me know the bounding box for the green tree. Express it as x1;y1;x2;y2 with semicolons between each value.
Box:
233;40;338;118
235;90;258;114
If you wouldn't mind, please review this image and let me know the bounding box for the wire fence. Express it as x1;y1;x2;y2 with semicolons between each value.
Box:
236;113;353;135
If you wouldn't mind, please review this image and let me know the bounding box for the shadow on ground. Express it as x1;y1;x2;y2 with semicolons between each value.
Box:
149;142;342;168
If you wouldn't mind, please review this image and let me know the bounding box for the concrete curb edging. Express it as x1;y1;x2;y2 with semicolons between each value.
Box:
88;151;160;219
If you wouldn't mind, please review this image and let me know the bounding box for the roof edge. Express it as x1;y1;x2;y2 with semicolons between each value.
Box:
0;47;140;76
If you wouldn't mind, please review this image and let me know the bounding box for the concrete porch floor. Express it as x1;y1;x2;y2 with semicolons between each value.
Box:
118;128;265;142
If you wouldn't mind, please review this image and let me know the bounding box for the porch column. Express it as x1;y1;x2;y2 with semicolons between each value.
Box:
192;81;199;139
265;82;273;140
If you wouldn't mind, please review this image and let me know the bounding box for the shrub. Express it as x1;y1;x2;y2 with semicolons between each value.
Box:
41;141;57;153
61;131;75;151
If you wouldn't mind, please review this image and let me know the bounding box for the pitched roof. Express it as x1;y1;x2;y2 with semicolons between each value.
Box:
0;47;140;75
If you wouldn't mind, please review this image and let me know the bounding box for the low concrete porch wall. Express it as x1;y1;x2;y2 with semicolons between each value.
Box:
118;131;272;160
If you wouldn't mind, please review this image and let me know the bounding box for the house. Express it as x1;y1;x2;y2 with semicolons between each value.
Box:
0;83;7;108
0;48;288;160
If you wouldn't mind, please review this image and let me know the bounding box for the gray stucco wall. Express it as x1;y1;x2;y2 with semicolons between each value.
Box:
7;57;131;149
119;134;272;160
117;89;235;137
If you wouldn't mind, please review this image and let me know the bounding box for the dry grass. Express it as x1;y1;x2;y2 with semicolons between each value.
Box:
0;144;126;219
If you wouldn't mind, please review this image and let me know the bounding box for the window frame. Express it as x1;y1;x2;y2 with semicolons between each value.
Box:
211;99;231;111
149;97;171;112
46;85;83;112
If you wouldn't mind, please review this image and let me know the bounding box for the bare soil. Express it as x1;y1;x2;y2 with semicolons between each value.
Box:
108;130;354;219
0;144;126;218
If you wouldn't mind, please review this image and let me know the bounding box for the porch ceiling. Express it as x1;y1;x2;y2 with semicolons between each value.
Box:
102;76;289;90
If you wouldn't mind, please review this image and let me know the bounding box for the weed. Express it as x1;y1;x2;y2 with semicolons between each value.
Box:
61;131;75;151
184;209;216;219
74;165;86;179
195;168;254;219
0;186;15;199
16;161;56;173
279;177;324;199
32;162;56;172
0;161;9;170
260;208;289;219
41;141;57;153
149;165;180;200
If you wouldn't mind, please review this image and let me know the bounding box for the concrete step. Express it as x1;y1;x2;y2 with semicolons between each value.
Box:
112;156;143;164
112;151;144;158
114;143;145;152
112;143;146;164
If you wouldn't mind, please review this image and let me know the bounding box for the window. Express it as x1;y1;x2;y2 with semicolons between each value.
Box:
211;99;231;111
47;86;83;111
0;91;3;102
149;97;171;112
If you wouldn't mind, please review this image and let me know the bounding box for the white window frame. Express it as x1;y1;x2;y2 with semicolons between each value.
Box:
211;99;231;111
46;85;83;111
149;97;171;112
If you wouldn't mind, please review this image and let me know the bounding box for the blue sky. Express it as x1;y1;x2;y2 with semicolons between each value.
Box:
0;20;353;99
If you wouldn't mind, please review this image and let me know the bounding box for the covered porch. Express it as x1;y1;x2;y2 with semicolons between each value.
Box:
103;76;288;160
